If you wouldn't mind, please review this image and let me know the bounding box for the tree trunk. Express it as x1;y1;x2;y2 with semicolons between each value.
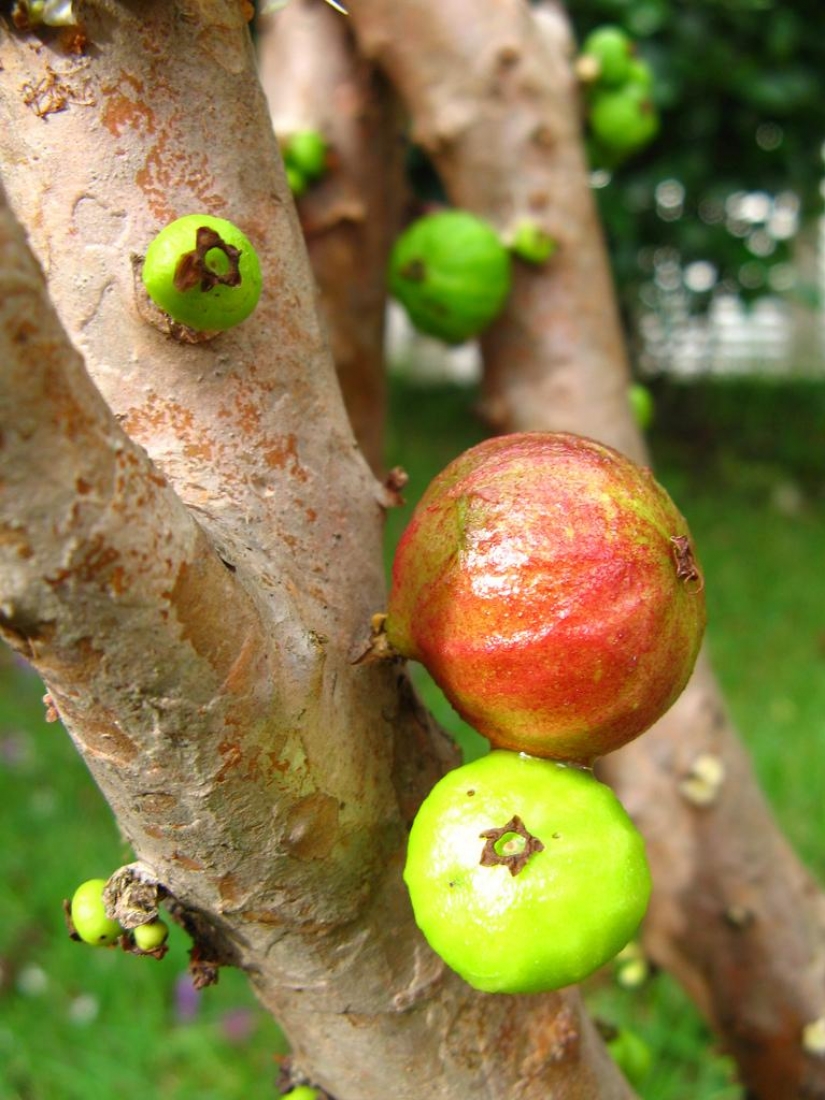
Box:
0;4;636;1097
347;1;825;1097
258;0;406;475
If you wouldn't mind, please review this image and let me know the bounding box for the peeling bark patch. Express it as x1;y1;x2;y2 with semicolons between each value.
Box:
219;630;258;695
283;792;340;860
263;433;309;481
195;26;249;76
0;521;34;561
165;559;249;681
218;873;243;906
46;533;123;593
216;737;244;782
239;908;285;926
137;125;225;223
171;851;205;871
82;715;139;766
138;791;178;817
100;72;156;138
528;1001;580;1068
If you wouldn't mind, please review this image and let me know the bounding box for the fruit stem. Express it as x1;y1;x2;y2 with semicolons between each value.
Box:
174;226;243;293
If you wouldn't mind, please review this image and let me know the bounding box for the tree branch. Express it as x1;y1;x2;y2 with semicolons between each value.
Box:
258;0;406;475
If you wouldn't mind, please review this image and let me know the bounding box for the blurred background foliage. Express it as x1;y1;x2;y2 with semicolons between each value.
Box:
564;0;825;312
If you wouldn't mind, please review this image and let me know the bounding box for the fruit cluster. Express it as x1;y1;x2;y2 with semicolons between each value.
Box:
387;432;706;994
66;877;169;957
577;25;660;165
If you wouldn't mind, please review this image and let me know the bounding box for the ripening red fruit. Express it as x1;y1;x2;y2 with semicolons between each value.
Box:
385;432;706;763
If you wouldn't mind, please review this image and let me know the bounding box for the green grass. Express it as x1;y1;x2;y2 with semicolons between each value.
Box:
1;374;823;1098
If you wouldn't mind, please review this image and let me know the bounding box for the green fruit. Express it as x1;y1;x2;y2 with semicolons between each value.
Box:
142;214;262;332
628;382;655;430
626;56;654;93
508;219;557;265
132;919;169;952
286;164;308;197
403;752;651;994
386;432;706;763
284;1089;319;1100
388;210;512;344
581;25;635;87
589;84;660;154
607;1027;653;1088
283;130;328;181
70;879;122;946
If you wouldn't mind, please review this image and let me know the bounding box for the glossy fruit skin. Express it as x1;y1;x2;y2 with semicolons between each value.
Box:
388;211;512;344
142;214;262;332
581;25;635;87
386;432;706;763
589;83;660;154
132;919;169;952
70;879;122;946
404;751;651;994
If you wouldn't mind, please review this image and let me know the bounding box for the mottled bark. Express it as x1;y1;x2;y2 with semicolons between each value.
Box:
0;4;635;1098
258;0;406;475
348;1;825;1097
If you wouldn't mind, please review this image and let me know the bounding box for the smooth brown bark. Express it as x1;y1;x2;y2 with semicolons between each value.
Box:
0;5;635;1098
348;1;825;1097
258;0;406;475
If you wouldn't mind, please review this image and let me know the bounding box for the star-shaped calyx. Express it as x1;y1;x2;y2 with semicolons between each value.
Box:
479;814;545;876
174;226;243;293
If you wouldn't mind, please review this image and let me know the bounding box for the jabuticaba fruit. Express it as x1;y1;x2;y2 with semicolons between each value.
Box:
386;432;706;763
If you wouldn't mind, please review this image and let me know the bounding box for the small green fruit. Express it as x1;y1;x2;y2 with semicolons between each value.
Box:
286;164;308;197
404;751;651;994
581;25;635;87
142;214;262;332
132;919;169;952
70;879;122;946
607;1027;653;1088
626;56;654;93
283;130;328;181
388;210;512;344
508;219;557;265
284;1088;319;1100
589;84;660;154
628;382;655;430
